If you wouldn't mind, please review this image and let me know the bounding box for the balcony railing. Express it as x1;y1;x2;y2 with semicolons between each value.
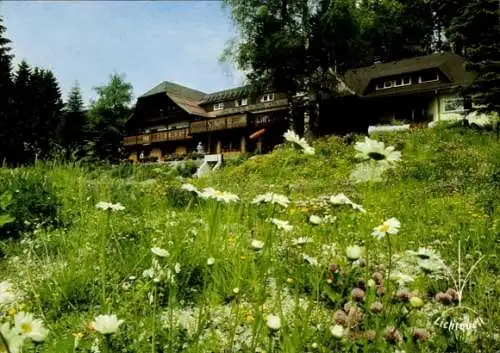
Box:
124;128;191;146
191;114;248;134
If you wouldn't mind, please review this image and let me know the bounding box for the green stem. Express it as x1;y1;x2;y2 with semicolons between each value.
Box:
386;234;392;285
0;330;12;353
151;285;157;353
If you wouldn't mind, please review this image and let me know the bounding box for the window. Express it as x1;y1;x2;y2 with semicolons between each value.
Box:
418;71;439;83
260;93;274;102
235;98;248;107
443;97;464;113
383;81;393;88
375;82;384;90
394;76;412;87
213;102;224;111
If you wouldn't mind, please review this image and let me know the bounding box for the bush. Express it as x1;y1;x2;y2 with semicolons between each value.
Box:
176;161;199;178
0;171;62;239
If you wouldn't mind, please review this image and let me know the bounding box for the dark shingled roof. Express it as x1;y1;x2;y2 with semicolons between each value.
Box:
200;86;253;104
140;81;206;101
343;52;476;96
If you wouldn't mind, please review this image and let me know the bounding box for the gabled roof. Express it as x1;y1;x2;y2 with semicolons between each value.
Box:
343;52;476;96
140;81;206;101
200;86;253;105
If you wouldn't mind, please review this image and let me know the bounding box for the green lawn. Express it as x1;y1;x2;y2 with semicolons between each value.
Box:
0;125;499;353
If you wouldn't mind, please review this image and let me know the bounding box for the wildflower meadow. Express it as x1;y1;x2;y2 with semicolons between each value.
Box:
0;124;499;353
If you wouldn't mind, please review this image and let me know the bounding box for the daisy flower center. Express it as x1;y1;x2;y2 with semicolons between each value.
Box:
379;224;390;233
21;322;33;333
367;152;386;161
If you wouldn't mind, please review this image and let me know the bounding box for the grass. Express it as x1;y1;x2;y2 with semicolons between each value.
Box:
0;125;499;353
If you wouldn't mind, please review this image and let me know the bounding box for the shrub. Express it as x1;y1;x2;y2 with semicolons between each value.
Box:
0;170;62;239
176;161;199;178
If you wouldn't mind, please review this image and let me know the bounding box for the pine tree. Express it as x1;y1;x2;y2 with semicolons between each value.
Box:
447;0;500;115
0;17;13;164
29;68;64;158
59;82;86;159
11;61;33;164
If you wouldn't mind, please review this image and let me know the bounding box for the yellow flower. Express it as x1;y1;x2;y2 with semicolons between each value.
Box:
8;308;16;316
286;278;295;284
245;313;255;323
240;256;247;260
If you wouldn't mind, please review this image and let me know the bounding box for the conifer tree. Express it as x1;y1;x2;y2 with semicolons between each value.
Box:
447;0;500;115
59;82;87;159
0;17;13;164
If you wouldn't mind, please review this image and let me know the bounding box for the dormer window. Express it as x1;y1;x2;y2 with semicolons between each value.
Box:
213;102;224;111
383;81;393;89
235;98;248;107
418;71;439;83
394;76;412;86
260;93;274;102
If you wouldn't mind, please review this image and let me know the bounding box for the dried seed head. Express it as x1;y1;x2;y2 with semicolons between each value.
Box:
370;302;383;313
445;288;460;302
376;285;386;297
435;292;453;305
365;330;377;341
372;272;384;285
330;264;338;273
351;288;365;302
384;326;403;344
347;305;364;326
395;290;414;302
334;310;348;326
355;278;366;290
412;328;429;342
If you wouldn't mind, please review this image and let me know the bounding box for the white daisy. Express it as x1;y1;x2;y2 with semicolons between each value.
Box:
1;322;24;353
198;188;240;203
292;237;313;246
330;324;344;338
13;312;49;342
251;239;265;250
283;129;315;155
309;215;323;225
266;314;281;330
93;314;124;335
354;137;402;163
372;217;400;240
270;218;293;232
302;254;319;266
181;183;200;194
329;193;366;213
95;201;125;211
345;245;363;260
251;192;290;208
151;247;170;258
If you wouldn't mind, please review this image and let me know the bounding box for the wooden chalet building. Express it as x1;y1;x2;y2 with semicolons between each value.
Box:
323;52;476;133
125;52;475;162
124;83;289;162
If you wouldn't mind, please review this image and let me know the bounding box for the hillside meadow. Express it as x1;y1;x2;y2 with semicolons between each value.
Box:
0;125;499;353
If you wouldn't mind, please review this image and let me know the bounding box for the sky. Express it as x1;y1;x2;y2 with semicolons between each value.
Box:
1;1;246;106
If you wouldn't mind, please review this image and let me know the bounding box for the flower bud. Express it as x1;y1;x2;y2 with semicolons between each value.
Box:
370;302;383;313
334;310;348;326
409;296;424;309
435;292;453;305
351;288;365;302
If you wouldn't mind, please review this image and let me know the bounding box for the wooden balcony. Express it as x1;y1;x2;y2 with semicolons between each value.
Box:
123;128;191;146
191;114;248;134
